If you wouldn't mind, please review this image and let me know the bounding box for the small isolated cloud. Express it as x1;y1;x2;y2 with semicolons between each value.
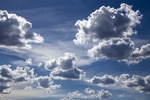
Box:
90;74;116;86
74;3;142;45
51;67;86;80
88;38;134;61
45;53;86;80
0;10;44;49
34;76;61;92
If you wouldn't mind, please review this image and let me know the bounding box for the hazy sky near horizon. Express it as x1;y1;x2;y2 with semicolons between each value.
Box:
0;0;150;100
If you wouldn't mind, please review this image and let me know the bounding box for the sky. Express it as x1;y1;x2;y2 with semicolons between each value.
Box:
0;0;150;100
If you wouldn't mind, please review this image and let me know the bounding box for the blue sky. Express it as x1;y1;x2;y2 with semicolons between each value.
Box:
0;0;150;100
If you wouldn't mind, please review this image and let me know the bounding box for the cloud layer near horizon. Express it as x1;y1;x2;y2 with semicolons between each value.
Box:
88;74;150;94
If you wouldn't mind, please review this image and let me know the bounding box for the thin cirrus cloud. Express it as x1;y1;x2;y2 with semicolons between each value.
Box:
74;3;150;64
0;10;44;49
45;53;86;80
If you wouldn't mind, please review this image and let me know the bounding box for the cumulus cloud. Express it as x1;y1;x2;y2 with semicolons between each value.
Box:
34;76;61;91
129;44;150;64
0;10;44;49
45;53;86;80
60;88;112;100
74;3;142;45
90;74;116;86
84;88;112;99
119;74;150;94
12;58;33;66
0;65;34;94
88;74;150;94
88;38;134;61
74;3;150;64
0;96;11;100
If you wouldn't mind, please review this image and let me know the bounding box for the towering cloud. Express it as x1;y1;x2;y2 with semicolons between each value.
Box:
0;10;44;48
74;3;150;64
74;3;142;45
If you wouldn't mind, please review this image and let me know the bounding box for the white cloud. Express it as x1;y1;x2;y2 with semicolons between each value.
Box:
44;53;86;80
60;88;112;100
88;74;150;94
11;58;32;66
34;76;61;92
90;74;116;86
0;10;44;49
84;88;112;99
88;38;134;61
0;65;34;94
74;3;142;45
73;3;150;64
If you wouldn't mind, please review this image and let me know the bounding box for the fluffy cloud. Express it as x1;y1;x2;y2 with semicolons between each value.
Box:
88;74;150;94
129;44;150;64
60;88;112;100
50;67;86;80
45;53;76;71
74;3;142;45
74;3;150;64
120;74;150;94
0;10;44;49
84;88;112;99
45;53;86;80
34;76;61;91
88;38;134;61
90;74;116;86
0;96;11;100
0;65;34;94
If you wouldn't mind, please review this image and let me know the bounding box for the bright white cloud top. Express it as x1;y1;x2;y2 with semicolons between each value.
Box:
0;1;150;100
0;10;44;49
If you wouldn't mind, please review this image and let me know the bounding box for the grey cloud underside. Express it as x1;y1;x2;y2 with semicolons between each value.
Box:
74;3;150;64
0;65;34;94
91;74;116;85
74;3;142;44
89;74;150;94
51;67;85;80
88;38;134;61
0;10;43;48
45;53;86;80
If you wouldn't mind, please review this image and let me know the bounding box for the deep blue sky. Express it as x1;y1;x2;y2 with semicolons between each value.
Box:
0;0;150;100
